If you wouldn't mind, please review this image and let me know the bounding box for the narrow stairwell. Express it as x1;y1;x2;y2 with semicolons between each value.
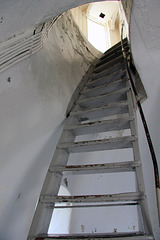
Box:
28;39;154;240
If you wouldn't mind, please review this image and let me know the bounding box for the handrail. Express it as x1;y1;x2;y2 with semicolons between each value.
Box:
120;23;160;223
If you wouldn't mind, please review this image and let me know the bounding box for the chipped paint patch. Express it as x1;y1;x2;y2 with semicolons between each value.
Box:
81;224;85;232
64;177;68;187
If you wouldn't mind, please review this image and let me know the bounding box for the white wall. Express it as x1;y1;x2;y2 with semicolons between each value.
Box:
0;11;99;240
130;0;160;239
71;6;88;39
0;0;160;239
0;0;104;45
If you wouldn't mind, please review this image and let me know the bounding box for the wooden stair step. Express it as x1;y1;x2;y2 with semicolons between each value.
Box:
101;38;128;60
40;192;145;204
58;136;136;153
70;101;129;121
87;70;126;88
99;43;129;64
50;161;141;175
90;62;125;81
34;233;153;240
77;87;129;108
94;55;124;73
96;46;128;68
82;79;127;98
65;115;132;135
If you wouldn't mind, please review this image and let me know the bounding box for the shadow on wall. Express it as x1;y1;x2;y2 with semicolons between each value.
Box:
0;120;65;240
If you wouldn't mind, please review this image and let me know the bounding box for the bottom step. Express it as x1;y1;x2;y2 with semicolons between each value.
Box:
34;233;154;240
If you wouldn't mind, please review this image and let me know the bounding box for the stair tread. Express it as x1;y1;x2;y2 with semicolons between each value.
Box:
90;63;125;81
71;101;128;116
97;51;123;67
82;79;127;98
85;78;126;92
65;115;132;135
94;55;124;73
70;105;128;122
78;87;129;107
91;62;125;79
50;161;141;174
87;70;126;88
80;85;128;100
58;136;136;153
100;43;129;63
40;192;145;203
96;48;128;68
101;38;128;60
35;232;153;240
58;135;136;146
72;101;128;112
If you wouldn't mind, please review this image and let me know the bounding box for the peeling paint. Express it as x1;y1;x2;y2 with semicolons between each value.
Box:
0;17;3;24
113;228;117;233
64;177;68;187
81;224;85;232
7;77;11;83
15;192;21;203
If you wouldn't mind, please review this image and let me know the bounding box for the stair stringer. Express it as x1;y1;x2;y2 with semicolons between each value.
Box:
28;64;97;239
126;79;153;235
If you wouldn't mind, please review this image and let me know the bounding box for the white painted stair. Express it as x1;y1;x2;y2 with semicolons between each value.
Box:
27;39;154;240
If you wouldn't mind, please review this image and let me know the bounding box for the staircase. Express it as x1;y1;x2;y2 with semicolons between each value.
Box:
28;39;154;240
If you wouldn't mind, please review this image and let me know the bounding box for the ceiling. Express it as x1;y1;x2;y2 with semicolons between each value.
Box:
82;1;119;24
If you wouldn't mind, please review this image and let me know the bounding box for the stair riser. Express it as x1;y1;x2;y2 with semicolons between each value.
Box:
82;81;126;98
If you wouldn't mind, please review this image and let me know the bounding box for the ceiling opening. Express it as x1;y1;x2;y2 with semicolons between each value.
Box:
71;1;122;53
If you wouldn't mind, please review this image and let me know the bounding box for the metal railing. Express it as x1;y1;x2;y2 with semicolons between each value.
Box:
121;23;160;223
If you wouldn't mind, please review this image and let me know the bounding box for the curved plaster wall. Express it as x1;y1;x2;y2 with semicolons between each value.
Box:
0;11;100;240
0;0;160;239
0;0;105;44
130;0;160;239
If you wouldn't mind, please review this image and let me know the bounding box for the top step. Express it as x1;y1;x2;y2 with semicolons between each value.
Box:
96;44;129;68
101;38;128;60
